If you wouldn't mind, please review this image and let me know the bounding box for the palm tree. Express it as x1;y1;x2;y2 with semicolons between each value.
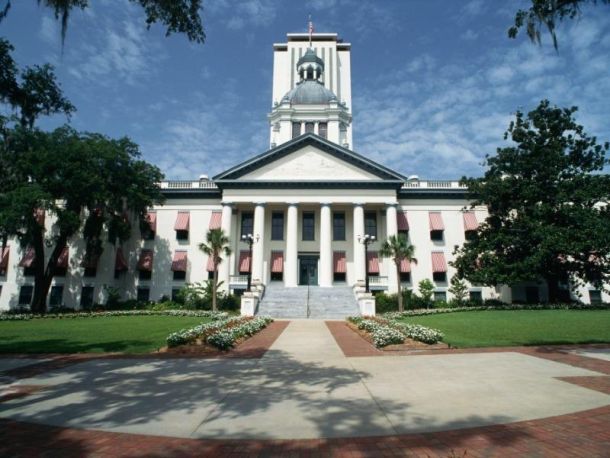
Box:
380;234;418;313
199;228;232;312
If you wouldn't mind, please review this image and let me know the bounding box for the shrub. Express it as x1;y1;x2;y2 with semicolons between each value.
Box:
418;279;435;308
375;293;398;313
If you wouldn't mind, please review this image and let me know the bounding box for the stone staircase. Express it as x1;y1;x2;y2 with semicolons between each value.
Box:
256;284;359;319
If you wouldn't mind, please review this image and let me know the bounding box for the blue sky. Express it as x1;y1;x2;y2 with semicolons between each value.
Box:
1;0;609;180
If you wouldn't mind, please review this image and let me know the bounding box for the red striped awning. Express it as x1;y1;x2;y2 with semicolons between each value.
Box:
34;208;45;226
146;212;157;232
82;250;100;269
431;252;447;273
400;258;411;273
137;249;154;271
333;251;346;273
367;251;379;274
171;251;187;272
174;212;190;231
19;247;36;268
463;211;478;231
206;255;215;272
115;248;128;271
0;246;9;271
238;250;251;273
57;246;69;268
271;251;284;273
397;211;409;231
209;211;222;229
429;212;444;231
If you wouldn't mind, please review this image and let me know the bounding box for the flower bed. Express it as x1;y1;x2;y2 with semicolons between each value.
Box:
348;316;444;347
0;310;228;321
166;316;273;350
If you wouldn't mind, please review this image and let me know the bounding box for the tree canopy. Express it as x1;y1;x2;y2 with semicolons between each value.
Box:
452;100;610;302
508;0;609;49
0;0;205;45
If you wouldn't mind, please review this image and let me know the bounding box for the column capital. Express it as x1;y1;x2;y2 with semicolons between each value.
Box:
286;202;299;207
254;202;266;207
352;202;365;208
385;202;398;208
221;201;234;207
320;202;332;208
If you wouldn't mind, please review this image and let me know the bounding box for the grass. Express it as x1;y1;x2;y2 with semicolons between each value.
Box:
0;316;211;354
398;310;610;348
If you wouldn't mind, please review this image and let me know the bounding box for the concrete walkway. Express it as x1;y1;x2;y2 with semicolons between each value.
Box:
0;320;609;441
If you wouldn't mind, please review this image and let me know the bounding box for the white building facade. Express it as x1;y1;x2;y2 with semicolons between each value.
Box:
0;32;607;311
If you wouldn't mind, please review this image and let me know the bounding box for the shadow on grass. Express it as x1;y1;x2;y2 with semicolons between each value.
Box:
0;338;156;354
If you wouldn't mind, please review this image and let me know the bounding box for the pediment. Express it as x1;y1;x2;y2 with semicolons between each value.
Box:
213;133;406;183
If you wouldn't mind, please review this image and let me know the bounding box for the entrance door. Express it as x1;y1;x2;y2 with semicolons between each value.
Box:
299;255;318;285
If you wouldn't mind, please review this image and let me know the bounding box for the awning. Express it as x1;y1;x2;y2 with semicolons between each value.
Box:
19;247;36;268
333;251;346;273
271;251;284;273
137;249;154;271
209;211;222;230
82;251;100;269
400;258;411;273
206;255;215;272
174;212;190;231
34;208;45;227
57;246;69;268
429;212;445;231
238;250;251;273
463;211;478;231
367;251;379;274
0;246;9;271
397;211;409;231
431;252;447;273
115;248;128;271
171;251;187;272
146;212;157;232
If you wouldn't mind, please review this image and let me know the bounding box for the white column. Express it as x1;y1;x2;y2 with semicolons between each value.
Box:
353;203;365;284
385;203;398;293
285;203;298;287
219;203;233;292
319;203;332;287
252;203;266;284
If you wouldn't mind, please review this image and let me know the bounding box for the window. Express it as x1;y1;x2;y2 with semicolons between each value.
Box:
318;122;328;139
431;230;444;241
364;211;377;238
173;270;186;281
24;266;36;277
143;228;155;240
434;291;447;302
333;272;346;283
270;272;283;281
469;290;483;303
84;267;97;278
49;285;64;307
171;288;181;302
465;230;476;241
398;229;409;239
305;122;314;133
208;271;215;280
525;286;539;304
302;212;315;241
433;272;447;282
139;270;152;281
18;285;33;305
81;286;94;308
589;289;602;304
333;212;345;241
241;212;254;237
400;272;411;283
176;230;189;241
137;287;150;302
292;122;301;138
271;212;284;240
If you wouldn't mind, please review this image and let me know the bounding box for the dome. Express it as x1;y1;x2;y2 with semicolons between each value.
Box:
297;48;324;70
282;80;338;105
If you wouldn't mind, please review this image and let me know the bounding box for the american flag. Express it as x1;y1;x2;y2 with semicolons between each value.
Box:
308;17;314;44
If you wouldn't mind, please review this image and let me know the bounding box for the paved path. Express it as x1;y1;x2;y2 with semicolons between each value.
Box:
0;320;609;445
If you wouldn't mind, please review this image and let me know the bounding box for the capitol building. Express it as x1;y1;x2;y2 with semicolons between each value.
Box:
0;31;605;314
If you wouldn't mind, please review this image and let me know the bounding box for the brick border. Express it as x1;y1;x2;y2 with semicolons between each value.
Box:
0;405;608;457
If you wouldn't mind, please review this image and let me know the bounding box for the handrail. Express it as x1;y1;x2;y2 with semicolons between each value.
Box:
306;270;311;318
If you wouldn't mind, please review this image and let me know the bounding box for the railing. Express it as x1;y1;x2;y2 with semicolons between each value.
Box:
367;276;389;290
229;275;248;287
306;273;311;319
159;180;218;190
402;180;466;189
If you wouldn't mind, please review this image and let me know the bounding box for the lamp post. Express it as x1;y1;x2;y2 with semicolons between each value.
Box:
358;234;375;293
241;233;259;292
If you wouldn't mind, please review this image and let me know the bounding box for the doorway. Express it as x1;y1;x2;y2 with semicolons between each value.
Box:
298;255;319;285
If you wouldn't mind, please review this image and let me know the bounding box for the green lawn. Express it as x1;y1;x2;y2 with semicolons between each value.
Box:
0;316;210;354
399;310;610;348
